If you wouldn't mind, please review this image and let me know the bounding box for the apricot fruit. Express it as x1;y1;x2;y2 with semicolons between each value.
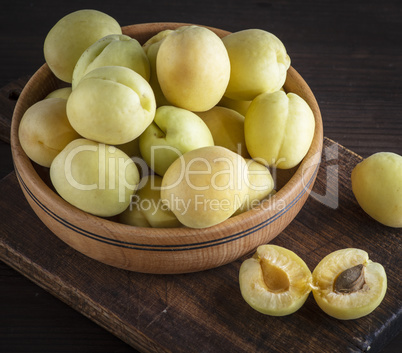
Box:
66;66;156;145
157;25;230;112
119;174;181;228
143;30;174;107
351;152;402;228
18;98;80;167
234;159;274;215
161;146;248;228
218;95;251;117
139;105;214;176
245;90;315;169
312;248;387;320
50;138;140;217
45;87;72;100
239;245;312;316
72;34;150;89
44;9;122;83
222;29;290;101
196;106;250;158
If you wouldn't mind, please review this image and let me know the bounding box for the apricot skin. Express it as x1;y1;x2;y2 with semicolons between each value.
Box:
245;90;315;169
351;152;402;228
44;9;122;83
18;98;80;167
157;26;230;112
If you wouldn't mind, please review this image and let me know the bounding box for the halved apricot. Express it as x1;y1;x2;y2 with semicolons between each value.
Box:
311;248;387;320
239;245;312;316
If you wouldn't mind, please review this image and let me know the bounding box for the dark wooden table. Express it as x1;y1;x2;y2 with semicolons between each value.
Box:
0;1;401;352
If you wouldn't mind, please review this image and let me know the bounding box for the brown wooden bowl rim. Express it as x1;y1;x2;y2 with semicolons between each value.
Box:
10;22;323;252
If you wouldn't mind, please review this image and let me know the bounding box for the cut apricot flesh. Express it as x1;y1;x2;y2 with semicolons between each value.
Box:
311;248;387;320
239;245;312;316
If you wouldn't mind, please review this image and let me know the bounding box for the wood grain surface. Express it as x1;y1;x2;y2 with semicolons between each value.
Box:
1;1;401;352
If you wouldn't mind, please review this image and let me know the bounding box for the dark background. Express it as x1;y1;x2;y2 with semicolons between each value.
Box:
0;0;401;352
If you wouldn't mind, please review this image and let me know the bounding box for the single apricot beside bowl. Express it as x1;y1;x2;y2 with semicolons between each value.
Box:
351;152;402;228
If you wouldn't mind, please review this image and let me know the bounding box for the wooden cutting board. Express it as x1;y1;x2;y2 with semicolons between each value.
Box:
0;79;401;353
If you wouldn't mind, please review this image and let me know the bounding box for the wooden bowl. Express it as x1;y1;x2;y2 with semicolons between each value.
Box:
10;23;323;274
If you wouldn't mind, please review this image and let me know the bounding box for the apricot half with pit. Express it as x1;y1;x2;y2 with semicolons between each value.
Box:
239;245;312;316
312;248;387;320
